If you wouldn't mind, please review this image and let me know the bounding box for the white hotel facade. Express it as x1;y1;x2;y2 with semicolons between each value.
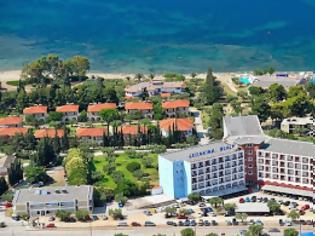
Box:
159;115;314;200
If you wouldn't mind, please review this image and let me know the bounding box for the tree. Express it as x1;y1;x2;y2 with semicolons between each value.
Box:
251;95;271;122
34;138;57;167
25;165;50;184
283;228;298;236
208;197;224;208
7;159;23;186
288;210;300;221
267;199;281;214
114;234;128;236
100;109;120;133
268;83;287;102
207;103;224;139
206;234;218;236
115;193;128;205
48;111;63;123
0;177;8;195
235;212;248;223
187;192;201;202
64;149;88;185
200;67;223;105
126;162;141;172
164;206;177;218
248;86;265;96
245;224;263;236
64;56;90;77
224;203;236;212
180;228;195;236
75;210;90;222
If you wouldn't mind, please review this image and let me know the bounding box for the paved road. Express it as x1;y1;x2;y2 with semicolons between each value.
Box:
190;107;210;145
0;225;308;236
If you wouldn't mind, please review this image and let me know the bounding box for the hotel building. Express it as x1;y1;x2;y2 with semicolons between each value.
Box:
159;142;246;199
159;115;314;200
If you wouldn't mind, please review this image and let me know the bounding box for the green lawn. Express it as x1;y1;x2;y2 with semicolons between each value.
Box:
6;80;20;86
91;153;159;189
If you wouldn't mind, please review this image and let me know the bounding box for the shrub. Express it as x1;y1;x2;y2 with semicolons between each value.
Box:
56;210;71;222
75;210;90;222
109;208;124;220
126;162;141;172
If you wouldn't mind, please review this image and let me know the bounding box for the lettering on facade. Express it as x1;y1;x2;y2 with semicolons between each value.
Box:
189;144;235;159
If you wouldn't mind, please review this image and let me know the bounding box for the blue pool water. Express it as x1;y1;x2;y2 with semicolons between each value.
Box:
239;77;251;85
1;0;315;72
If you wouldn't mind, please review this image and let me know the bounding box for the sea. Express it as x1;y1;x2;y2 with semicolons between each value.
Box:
1;0;315;73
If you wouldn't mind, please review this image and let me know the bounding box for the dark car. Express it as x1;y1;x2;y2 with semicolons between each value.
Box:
251;196;257;202
211;220;218;226
283;201;290;206
190;220;196;226
131;222;141;227
184;220;190;226
204;220;210;226
0;222;6;228
178;221;184;226
167;221;174;226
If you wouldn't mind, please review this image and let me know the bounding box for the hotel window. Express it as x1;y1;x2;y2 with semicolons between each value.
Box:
248;157;253;161
247;150;253;155
248;171;253;175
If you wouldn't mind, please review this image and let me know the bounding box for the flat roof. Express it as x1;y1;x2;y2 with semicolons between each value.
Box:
13;185;93;205
160;141;240;162
224;115;264;137
236;203;270;213
260;138;315;157
262;185;314;198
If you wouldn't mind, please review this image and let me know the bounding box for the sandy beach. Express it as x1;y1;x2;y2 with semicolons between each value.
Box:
0;69;240;94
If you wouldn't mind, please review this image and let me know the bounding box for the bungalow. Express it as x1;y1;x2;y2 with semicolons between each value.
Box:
162;99;190;118
56;104;79;122
125;102;153;119
76;127;107;145
159;118;194;137
118;124;148;145
0;116;23;128
87;103;117;122
34;129;64;139
124;81;186;98
23;105;48;122
0;127;28;139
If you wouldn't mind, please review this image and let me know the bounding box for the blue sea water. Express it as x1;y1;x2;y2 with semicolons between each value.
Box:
1;0;315;73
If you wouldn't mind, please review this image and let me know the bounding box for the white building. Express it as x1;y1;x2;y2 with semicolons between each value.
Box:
281;116;314;136
12;185;93;217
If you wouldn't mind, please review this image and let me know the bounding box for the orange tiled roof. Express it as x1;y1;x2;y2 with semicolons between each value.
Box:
76;128;107;138
56;104;79;113
119;125;148;135
23;105;47;115
0;116;23;126
162;99;190;109
160;118;193;132
0;127;28;137
34;129;64;139
125;102;153;110
87;103;117;112
160;93;171;98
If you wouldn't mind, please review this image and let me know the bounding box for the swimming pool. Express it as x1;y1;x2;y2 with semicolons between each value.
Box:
239;76;251;85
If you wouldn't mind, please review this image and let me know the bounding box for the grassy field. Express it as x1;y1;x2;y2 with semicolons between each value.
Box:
6;80;19;86
92;153;159;189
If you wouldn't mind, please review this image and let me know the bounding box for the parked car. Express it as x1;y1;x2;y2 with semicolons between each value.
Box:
198;219;204;226
240;230;247;235
204;220;210;226
0;222;6;228
167;221;174;226
245;197;251;203
239;198;245;203
190;220;196;226
269;228;280;233
117;221;128;227
184;219;190;226
211;220;218;226
48;216;55;222
251;196;257;202
144;221;156;227
46;223;56;228
178;221;184;226
131;222;141;227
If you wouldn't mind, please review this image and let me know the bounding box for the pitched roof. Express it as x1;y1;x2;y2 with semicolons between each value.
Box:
76;128;107;138
125;102;153;110
56;104;79;113
0;127;28;137
162;99;190;109
87;103;117;112
160;93;171;98
119;125;148;135
163;81;185;88
23;105;47;115
34;129;64;139
0;116;23;126
160;118;194;132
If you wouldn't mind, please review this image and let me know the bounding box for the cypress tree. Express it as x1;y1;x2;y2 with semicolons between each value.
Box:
0;177;8;195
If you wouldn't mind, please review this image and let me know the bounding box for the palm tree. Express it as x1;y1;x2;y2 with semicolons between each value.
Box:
134;73;144;82
283;228;298;236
